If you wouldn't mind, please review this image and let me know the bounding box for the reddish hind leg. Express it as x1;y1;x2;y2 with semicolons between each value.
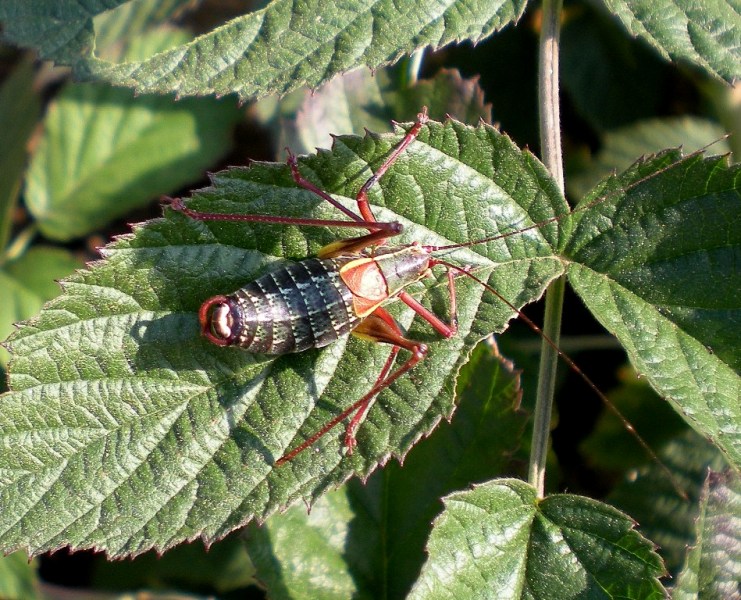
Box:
276;307;427;465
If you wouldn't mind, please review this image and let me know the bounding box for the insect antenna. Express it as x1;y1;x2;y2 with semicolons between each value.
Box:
410;146;720;500
416;138;728;497
433;258;688;500
431;136;728;254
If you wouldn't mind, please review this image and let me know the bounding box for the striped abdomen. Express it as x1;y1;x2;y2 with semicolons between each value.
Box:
209;257;360;355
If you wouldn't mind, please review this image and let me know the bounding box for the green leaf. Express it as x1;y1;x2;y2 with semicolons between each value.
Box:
0;551;39;600
24;28;242;241
259;66;491;164
0;117;566;557
246;344;527;598
580;366;690;472
673;468;741;600
408;479;666;599
94;0;196;54
246;485;361;599
0;246;82;365
601;0;741;82
0;0;125;63
563;150;741;470
288;68;392;154
92;534;256;593
561;6;671;131
608;429;728;576
0;0;529;101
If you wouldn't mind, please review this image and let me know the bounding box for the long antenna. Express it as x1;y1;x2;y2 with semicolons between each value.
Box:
430;139;727;254
434;259;688;500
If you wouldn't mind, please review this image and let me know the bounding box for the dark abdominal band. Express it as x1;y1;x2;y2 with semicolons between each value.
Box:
228;257;361;354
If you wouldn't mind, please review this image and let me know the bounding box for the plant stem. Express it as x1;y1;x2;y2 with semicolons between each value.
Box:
1;224;37;266
405;49;425;87
538;1;565;189
529;0;566;498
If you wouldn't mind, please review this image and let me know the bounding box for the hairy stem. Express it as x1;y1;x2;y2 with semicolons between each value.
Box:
529;0;565;498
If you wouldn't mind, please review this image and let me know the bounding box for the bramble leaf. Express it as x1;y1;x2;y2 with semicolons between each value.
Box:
246;345;526;598
602;0;741;82
1;116;737;563
0;0;527;101
564;150;741;470
408;479;666;599
567;116;730;199
0;117;565;557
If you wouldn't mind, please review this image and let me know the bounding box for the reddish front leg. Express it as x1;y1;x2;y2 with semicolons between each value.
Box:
276;307;427;465
399;264;461;339
168;109;429;249
165;196;399;235
287;108;429;246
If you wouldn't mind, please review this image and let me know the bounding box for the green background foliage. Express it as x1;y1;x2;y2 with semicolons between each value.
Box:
0;0;739;598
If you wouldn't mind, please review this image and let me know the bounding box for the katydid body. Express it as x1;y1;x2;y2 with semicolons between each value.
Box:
168;109;464;463
168;108;678;486
197;245;438;355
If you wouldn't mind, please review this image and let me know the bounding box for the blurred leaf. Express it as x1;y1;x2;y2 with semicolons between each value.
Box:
0;117;566;557
435;26;540;148
288;69;390;153
580;365;688;471
609;430;728;576
561;5;671;131
0;551;39;600
565;150;741;470
246;344;527;598
92;534;256;594
387;69;491;127
568;116;730;199
290;67;491;154
673;468;741;600
246;485;361;599
699;77;741;161
0;0;527;101
0;246;81;365
602;0;741;82
0;57;41;252
408;479;666;599
24;28;241;241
